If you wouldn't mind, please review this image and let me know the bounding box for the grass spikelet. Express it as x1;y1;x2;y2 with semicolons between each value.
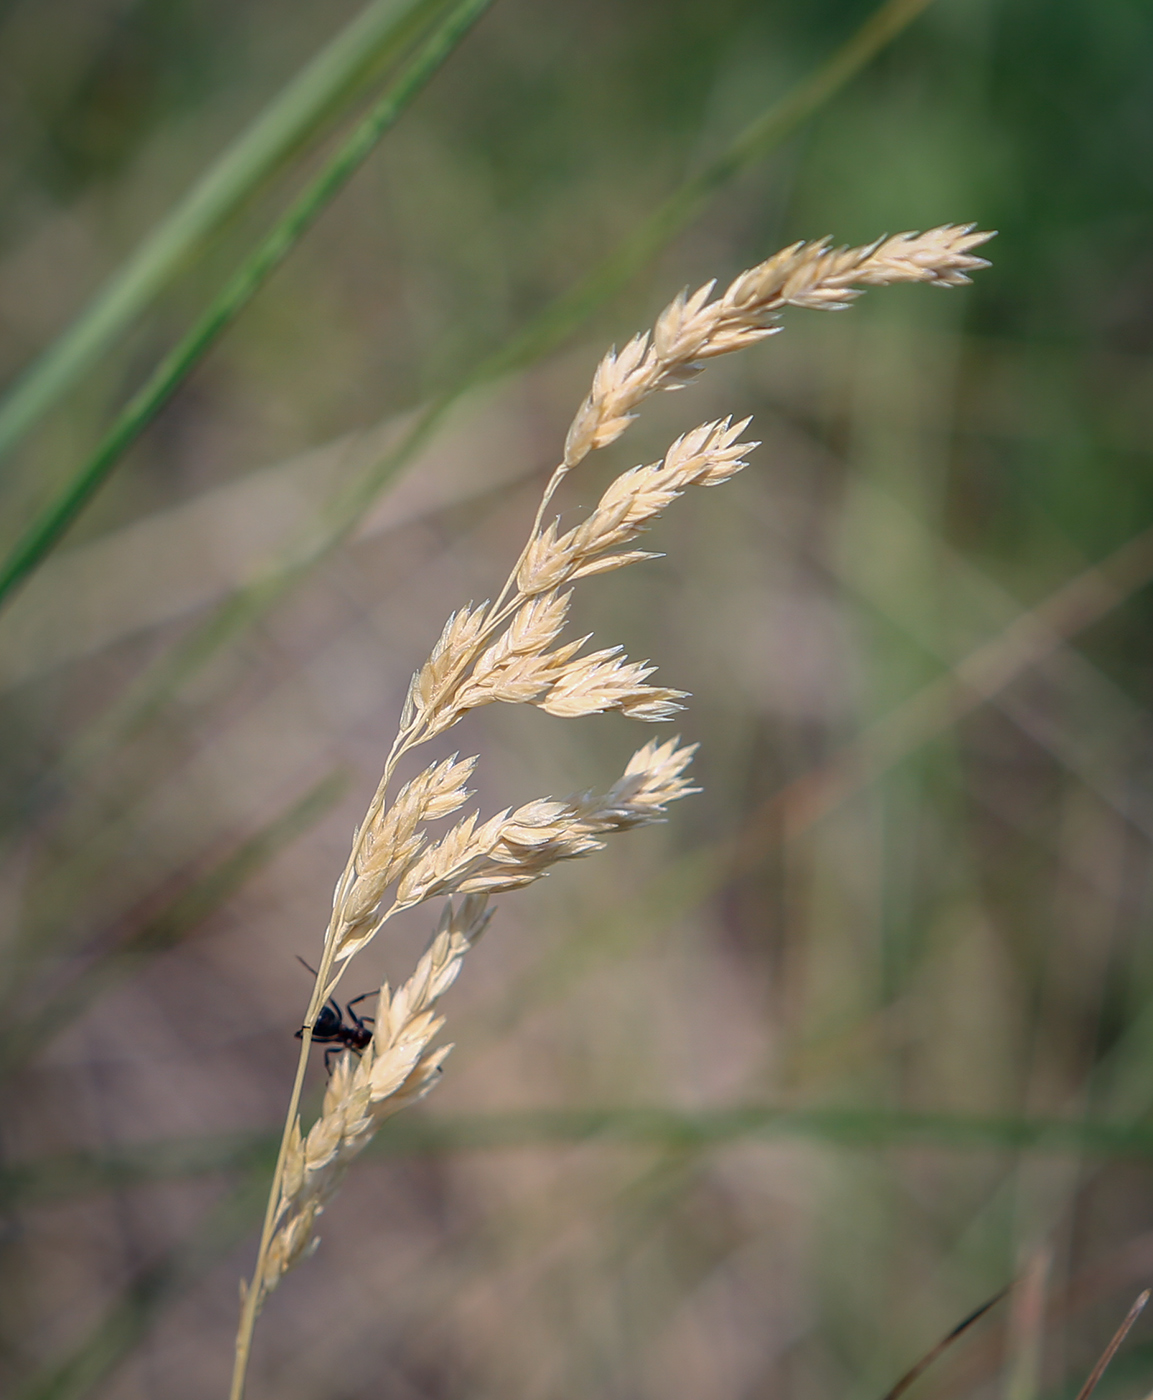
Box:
562;223;992;468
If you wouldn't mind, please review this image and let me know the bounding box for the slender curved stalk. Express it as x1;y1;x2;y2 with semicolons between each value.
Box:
229;698;443;1399
231;644;494;1394
879;1289;1011;1400
0;0;452;469
229;934;341;1400
0;0;494;611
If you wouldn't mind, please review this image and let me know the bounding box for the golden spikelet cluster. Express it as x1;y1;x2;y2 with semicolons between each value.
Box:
241;223;993;1324
261;893;492;1288
563;224;992;467
262;736;701;1289
321;412;756;970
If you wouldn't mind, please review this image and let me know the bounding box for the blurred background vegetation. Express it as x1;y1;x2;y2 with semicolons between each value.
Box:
2;1;1153;1397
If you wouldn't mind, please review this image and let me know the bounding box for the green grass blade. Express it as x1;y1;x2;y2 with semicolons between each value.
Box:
374;1104;1153;1160
65;0;940;750
18;1096;1110;1400
0;0;495;609
478;0;939;382
0;0;452;470
8;1106;1153;1209
0;1131;274;1206
0;771;348;1072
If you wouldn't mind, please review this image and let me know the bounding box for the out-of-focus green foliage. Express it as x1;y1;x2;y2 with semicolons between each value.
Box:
2;2;1153;1399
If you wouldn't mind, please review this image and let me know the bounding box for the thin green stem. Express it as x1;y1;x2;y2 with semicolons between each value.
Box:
0;0;451;469
0;0;495;610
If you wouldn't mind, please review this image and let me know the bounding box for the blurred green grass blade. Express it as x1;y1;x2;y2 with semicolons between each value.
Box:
373;1105;1153;1160
1;1131;274;1206
71;0;940;747
9;1106;1153;1208
11;1167;269;1400
13;1102;1142;1400
480;0;939;380
0;0;496;609
0;770;348;1071
0;0;451;470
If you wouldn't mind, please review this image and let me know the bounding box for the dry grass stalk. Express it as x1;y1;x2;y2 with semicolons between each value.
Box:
231;223;992;1399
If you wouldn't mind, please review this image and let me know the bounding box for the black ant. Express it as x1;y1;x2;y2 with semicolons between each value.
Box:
295;958;375;1071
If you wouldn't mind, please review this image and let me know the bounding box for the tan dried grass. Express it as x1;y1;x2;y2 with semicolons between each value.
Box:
230;223;992;1398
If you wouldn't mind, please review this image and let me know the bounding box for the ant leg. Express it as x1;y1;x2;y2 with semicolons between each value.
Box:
345;991;376;1027
324;1047;342;1075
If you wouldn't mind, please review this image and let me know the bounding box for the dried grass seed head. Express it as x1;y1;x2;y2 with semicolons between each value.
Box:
252;221;992;1312
563;223;993;467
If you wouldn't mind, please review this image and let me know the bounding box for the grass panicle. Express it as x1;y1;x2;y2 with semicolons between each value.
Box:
229;223;992;1398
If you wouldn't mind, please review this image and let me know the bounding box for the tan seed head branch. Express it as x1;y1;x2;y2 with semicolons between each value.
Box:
231;224;992;1393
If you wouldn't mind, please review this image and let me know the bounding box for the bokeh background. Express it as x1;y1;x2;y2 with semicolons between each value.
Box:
2;1;1153;1398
